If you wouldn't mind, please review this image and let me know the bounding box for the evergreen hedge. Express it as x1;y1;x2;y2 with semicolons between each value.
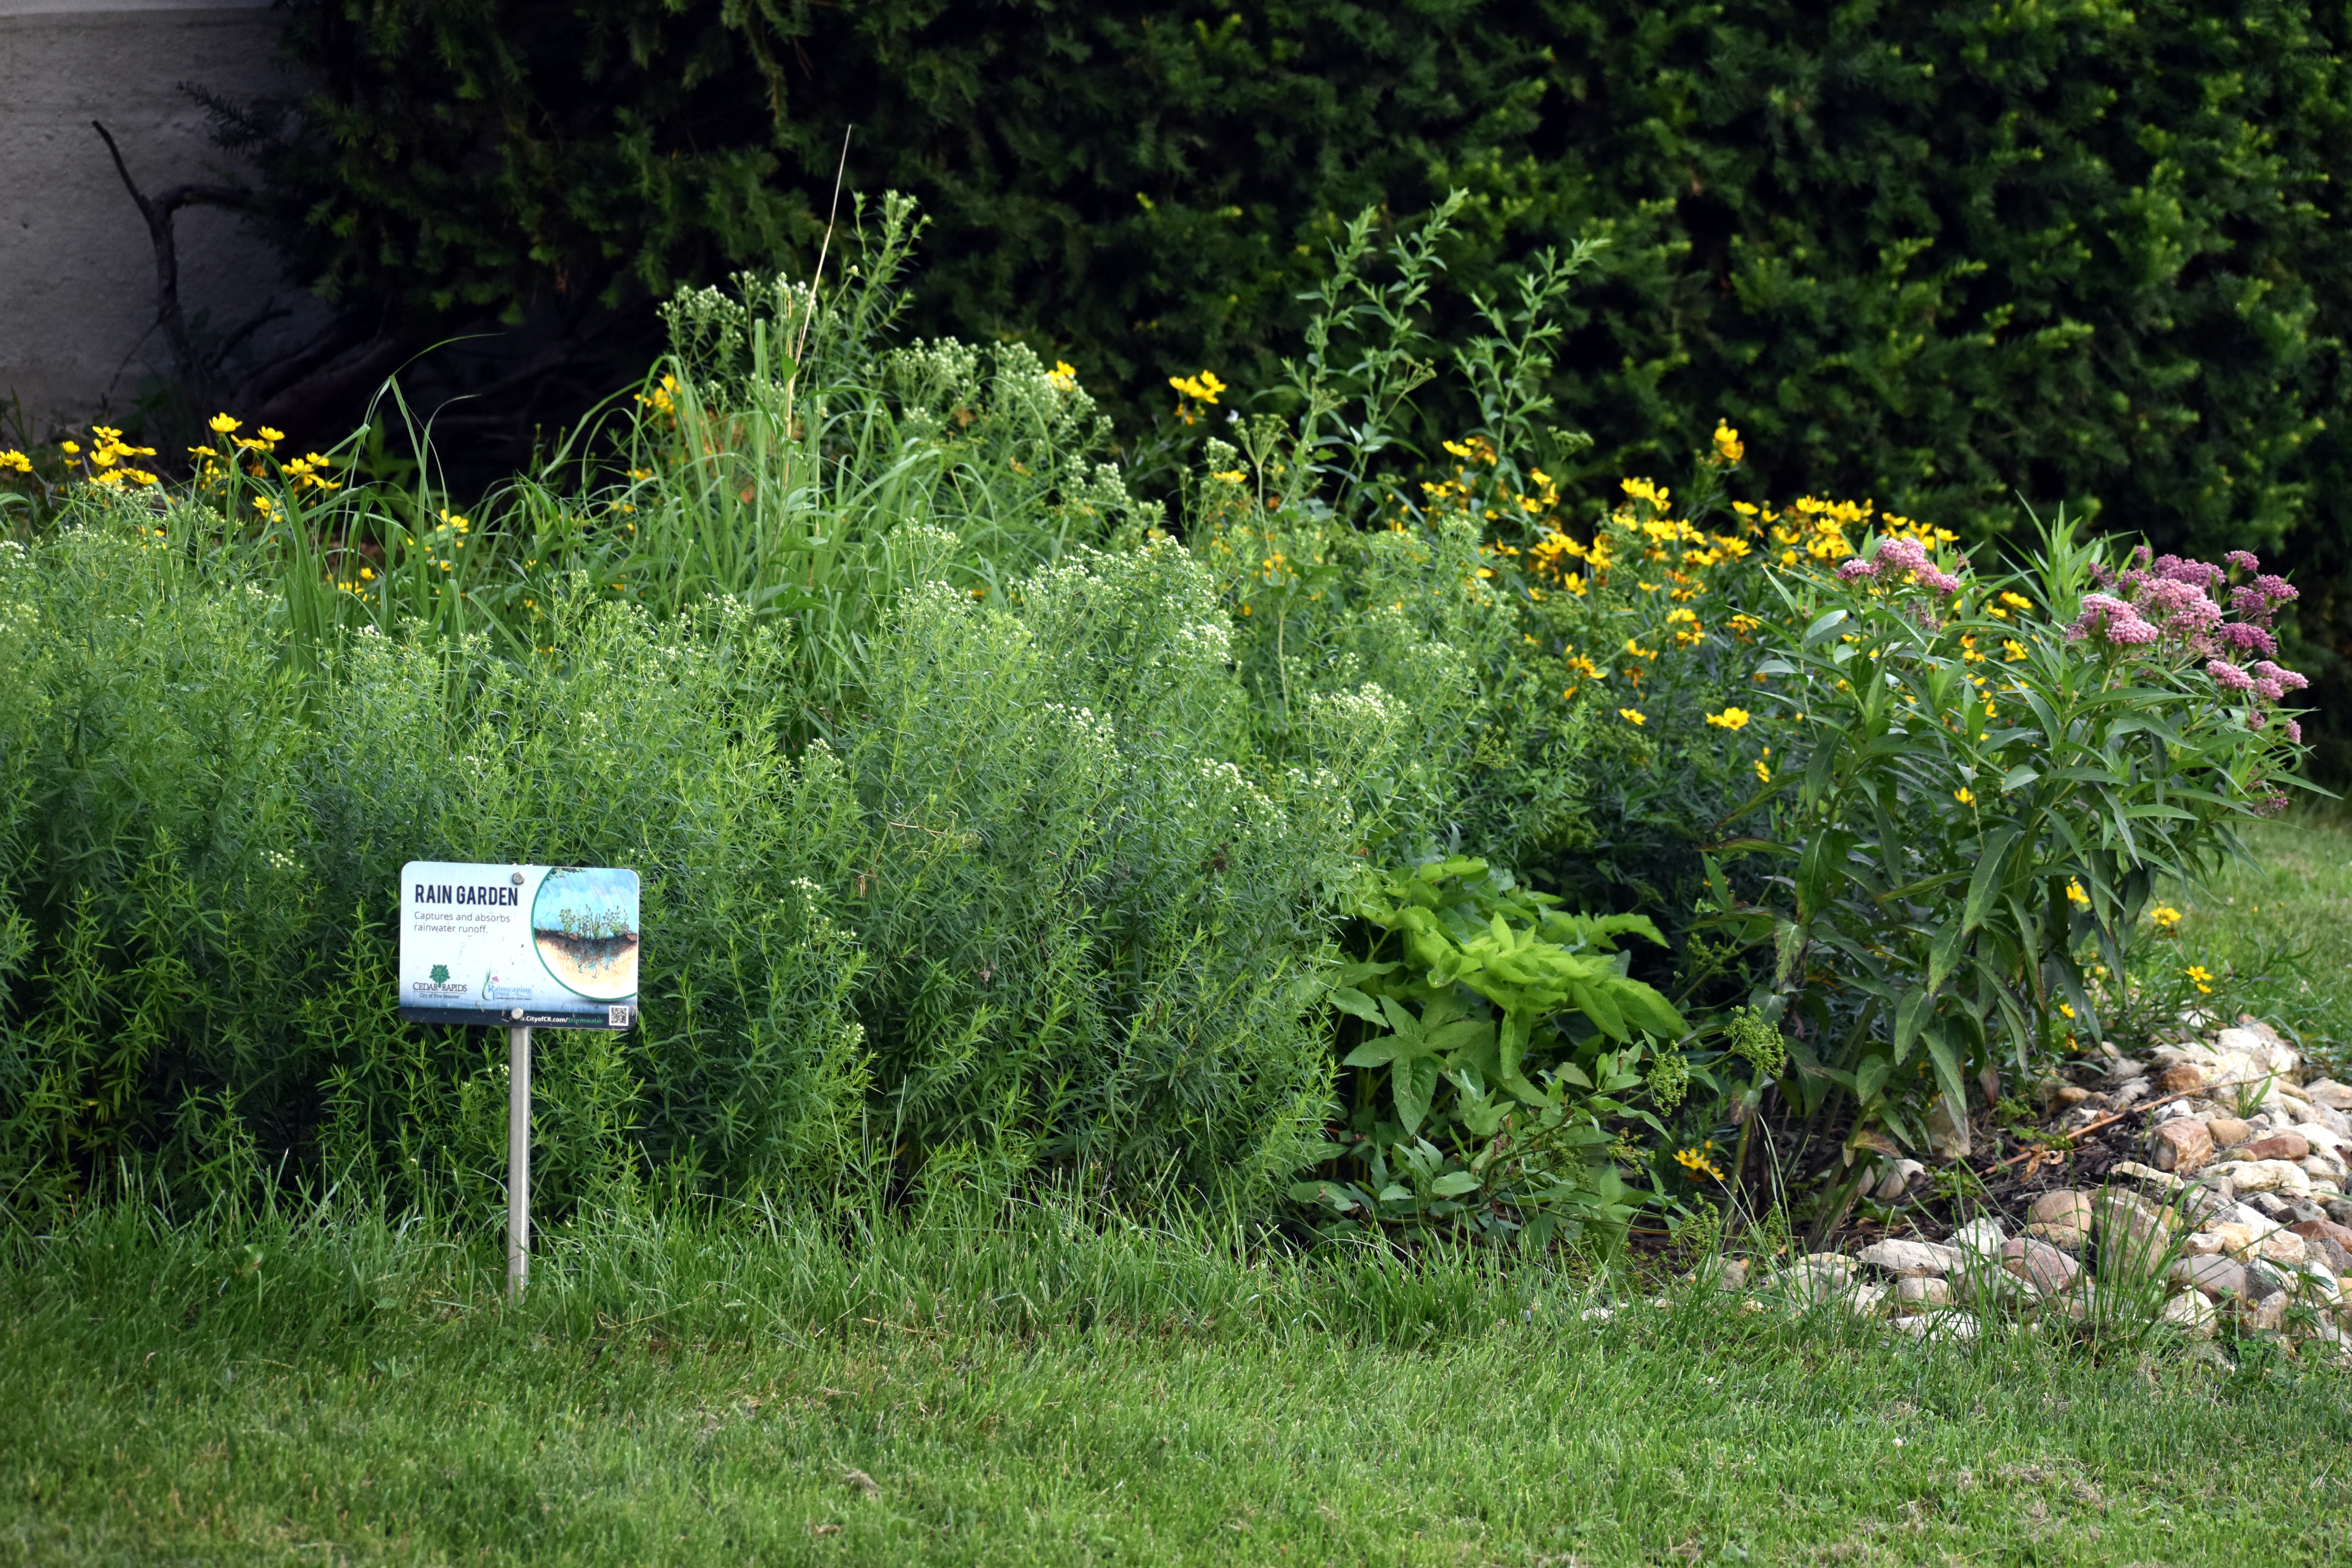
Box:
226;0;2352;753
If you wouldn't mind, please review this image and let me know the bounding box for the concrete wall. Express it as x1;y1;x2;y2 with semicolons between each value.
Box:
0;0;323;439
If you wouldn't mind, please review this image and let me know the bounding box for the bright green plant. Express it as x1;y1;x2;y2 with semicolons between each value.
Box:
1292;857;1688;1251
1715;520;2312;1206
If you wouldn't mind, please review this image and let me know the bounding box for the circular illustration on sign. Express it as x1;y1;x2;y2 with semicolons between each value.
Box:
531;868;640;1001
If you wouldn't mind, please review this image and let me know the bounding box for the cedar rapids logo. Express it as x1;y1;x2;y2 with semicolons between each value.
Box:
412;962;469;998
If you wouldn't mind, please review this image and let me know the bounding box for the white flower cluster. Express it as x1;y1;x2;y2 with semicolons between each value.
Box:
1196;755;1281;826
1309;682;1402;735
1040;701;1120;760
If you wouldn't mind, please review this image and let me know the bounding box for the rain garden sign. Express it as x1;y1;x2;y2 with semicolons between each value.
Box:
399;861;641;1294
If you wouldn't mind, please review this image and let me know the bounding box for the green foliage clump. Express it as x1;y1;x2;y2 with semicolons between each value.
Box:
1713;521;2311;1172
0;517;1392;1218
1295;857;1684;1251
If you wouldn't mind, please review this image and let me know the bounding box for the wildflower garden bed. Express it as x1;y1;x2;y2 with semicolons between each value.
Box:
2;195;2346;1561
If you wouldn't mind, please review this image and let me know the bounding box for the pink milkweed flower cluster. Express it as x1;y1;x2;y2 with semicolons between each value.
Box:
2078;548;2306;739
1835;535;1963;594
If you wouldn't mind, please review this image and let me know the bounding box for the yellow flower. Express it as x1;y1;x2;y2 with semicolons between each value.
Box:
208;413;240;435
1674;1145;1727;1181
1753;757;1771;784
2000;592;2033;611
1712;419;1744;466
2149;906;2182;933
2058;1002;2077;1020
1953;787;1975;806
1049;360;1079;390
2065;879;2090;909
2002;639;2028;662
2184;964;2214;995
1169;370;1226;409
0;450;31;475
1619;708;1647;726
1704;707;1751;730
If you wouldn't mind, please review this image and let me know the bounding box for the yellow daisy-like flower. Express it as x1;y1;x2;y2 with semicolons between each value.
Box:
2065;879;2090;909
1673;1145;1727;1182
1704;707;1751;730
2149;905;2183;932
1619;708;1647;726
2184;964;2214;995
207;413;241;435
1712;420;1744;466
1753;757;1771;784
1953;787;1975;806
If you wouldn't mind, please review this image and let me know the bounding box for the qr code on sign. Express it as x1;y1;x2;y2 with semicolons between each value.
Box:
608;1005;633;1029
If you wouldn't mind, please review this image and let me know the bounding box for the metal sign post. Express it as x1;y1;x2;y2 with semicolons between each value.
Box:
396;861;639;1304
507;1024;532;1297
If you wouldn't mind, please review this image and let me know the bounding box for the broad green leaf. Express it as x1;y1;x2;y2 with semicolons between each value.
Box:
1430;1171;1481;1197
1855;1052;1891;1105
1923;1024;1970;1135
1570;979;1628;1042
1962;826;2019;933
1610;978;1688;1040
1328;986;1383;1023
1891;987;1934;1064
1926;919;1965;993
1394;1055;1440;1135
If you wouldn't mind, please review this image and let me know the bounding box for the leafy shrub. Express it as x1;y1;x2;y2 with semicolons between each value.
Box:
0;494;1396;1218
1711;522;2310;1195
0;530;872;1217
1294;857;1686;1252
830;541;1399;1203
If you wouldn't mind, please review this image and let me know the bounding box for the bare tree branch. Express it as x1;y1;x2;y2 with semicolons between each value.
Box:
93;120;250;396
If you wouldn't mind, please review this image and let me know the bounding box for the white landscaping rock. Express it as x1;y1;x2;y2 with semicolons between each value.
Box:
2160;1292;2218;1338
2215;1024;2300;1078
2230;1159;2315;1197
2292;1122;2349;1157
1857;1238;1958;1278
2108;1160;2187;1194
1949;1217;2007;1258
1845;1282;1889;1318
1873;1158;1927;1200
1775;1255;1857;1305
2302;1078;2352;1112
1893;1276;1953;1314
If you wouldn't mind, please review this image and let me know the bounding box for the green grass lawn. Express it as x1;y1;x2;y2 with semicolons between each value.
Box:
10;1196;2352;1566
11;812;2352;1566
2170;811;2352;1074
